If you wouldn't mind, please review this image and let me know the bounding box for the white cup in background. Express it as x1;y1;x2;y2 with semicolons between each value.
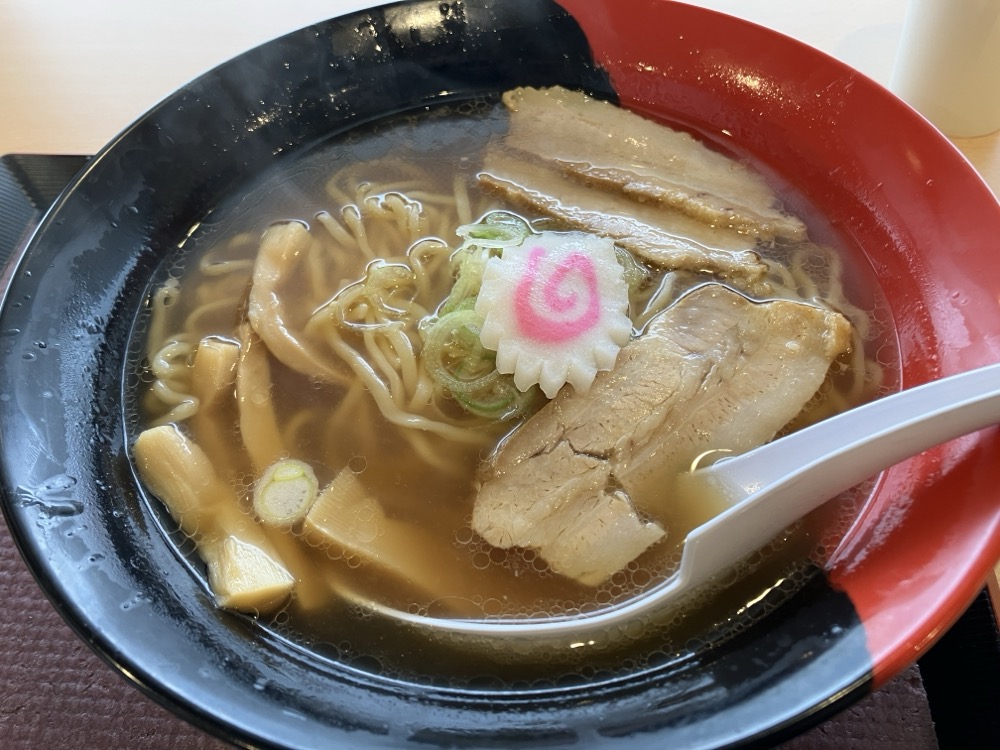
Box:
890;0;1000;138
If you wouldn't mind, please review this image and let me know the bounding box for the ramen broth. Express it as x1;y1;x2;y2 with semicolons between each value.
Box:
129;95;892;680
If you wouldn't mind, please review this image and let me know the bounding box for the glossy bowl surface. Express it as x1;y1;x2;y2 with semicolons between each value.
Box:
2;1;1000;747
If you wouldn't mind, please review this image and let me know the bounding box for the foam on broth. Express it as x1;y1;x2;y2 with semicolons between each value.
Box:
126;95;895;684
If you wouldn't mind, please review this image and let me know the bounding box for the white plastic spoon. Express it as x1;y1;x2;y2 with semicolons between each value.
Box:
379;361;1000;637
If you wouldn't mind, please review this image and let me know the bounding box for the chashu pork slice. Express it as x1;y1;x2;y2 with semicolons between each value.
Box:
472;284;852;586
499;86;806;241
479;146;770;293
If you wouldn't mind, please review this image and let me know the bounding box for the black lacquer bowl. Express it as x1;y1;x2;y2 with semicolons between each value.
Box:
3;1;1000;747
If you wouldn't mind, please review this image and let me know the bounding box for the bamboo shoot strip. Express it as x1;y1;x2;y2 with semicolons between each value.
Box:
133;425;294;613
304;468;480;616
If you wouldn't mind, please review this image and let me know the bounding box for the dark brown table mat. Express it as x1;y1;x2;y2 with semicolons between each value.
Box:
0;511;938;749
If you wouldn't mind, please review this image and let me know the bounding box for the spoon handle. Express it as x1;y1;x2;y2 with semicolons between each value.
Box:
679;361;1000;592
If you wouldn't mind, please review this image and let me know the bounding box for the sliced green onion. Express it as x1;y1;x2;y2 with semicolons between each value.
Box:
437;248;488;317
614;244;649;293
482;210;532;239
455;380;538;419
421;308;536;421
454;380;518;417
460;225;518;243
417;211;543;422
422;309;498;395
456;210;532;249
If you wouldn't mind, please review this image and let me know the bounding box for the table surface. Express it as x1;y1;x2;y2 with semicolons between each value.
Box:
0;1;997;747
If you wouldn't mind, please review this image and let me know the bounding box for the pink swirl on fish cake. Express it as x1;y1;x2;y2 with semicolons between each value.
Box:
514;245;601;343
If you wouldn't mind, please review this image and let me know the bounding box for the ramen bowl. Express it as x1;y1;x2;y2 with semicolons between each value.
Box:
2;0;1000;747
